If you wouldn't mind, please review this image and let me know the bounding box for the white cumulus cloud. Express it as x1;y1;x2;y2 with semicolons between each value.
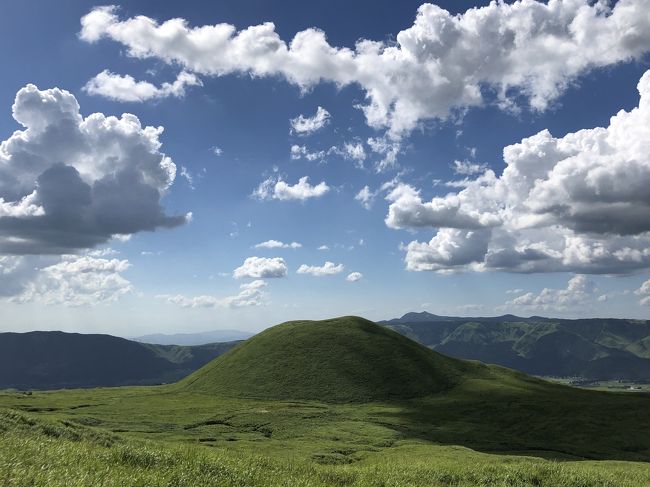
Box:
393;70;650;274
290;106;330;135
297;261;344;276
290;145;328;161
80;1;650;138
83;70;201;102
506;275;596;311
355;185;375;210
635;279;650;306
367;137;401;172
342;142;366;168
386;182;500;230
452;160;487;176
0;84;187;254
157;279;268;308
12;255;133;306
254;240;302;249
253;176;329;201
346;271;363;282
233;256;288;279
403;228;492;273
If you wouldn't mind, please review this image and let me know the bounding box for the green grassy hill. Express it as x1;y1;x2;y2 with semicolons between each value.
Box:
179;316;509;402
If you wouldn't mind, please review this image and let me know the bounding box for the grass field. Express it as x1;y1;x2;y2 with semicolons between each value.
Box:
2;317;650;486
3;396;650;487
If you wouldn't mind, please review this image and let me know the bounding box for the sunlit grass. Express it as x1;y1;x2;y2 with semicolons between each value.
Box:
3;409;650;487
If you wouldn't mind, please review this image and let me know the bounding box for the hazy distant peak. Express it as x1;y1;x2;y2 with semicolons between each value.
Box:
133;329;254;346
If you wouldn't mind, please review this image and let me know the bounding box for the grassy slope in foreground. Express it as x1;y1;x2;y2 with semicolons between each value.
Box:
178;316;531;402
3;409;650;487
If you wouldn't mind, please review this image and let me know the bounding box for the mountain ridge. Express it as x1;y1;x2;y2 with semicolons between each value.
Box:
0;331;238;390
4;312;650;391
382;313;650;380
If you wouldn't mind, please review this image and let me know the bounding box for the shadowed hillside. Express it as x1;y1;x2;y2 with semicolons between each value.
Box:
0;331;238;390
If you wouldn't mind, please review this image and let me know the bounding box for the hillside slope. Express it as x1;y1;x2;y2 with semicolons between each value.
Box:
0;331;238;390
383;314;650;379
180;316;541;402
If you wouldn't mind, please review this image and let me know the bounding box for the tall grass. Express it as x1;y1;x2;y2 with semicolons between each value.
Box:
2;409;650;487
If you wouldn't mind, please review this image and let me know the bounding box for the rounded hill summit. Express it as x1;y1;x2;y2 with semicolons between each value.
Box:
180;316;485;402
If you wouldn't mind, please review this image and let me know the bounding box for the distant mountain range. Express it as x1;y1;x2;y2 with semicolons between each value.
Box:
0;331;238;390
132;329;254;346
381;312;650;380
4;312;650;391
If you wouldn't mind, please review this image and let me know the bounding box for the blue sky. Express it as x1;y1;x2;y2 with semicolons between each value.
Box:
2;0;650;335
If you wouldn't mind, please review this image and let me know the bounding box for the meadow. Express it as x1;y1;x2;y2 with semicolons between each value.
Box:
3;393;650;487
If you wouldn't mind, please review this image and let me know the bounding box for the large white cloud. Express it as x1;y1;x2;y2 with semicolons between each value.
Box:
80;1;650;139
296;261;344;276
157;280;267;308
0;84;187;254
233;256;288;279
253;176;329;201
83;70;202;102
386;182;501;230
11;255;133;306
392;70;650;274
403;228;492;272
